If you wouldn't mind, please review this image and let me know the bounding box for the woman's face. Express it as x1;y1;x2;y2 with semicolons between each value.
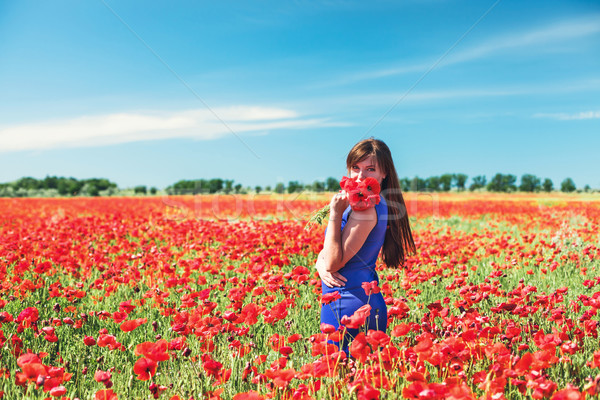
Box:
349;156;386;184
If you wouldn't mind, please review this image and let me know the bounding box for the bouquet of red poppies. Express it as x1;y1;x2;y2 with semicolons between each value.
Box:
305;176;381;230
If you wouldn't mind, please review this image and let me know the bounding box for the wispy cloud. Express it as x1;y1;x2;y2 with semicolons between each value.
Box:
533;110;600;120
311;79;600;110
0;106;347;152
445;16;600;64
322;15;600;87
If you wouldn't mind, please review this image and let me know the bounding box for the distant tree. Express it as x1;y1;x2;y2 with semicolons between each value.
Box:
439;174;453;191
166;179;222;194
400;178;411;192
487;174;504;192
487;173;516;192
504;175;517;192
134;185;147;195
88;178;116;192
410;176;426;191
0;184;14;197
469;175;487;191
223;180;234;194
287;181;302;193
81;183;99;197
57;177;84;195
453;174;468;191
43;175;59;190
168;179;196;194
542;178;554;192
274;183;285;194
0;176;117;197
208;179;224;194
15;177;40;191
57;179;69;195
234;183;242;193
325;177;340;192
584;184;591;193
311;181;325;192
255;186;262;194
519;174;541;192
149;187;158;195
265;185;272;192
561;178;576;193
426;176;440;192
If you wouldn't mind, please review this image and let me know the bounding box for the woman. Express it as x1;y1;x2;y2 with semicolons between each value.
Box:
316;138;415;353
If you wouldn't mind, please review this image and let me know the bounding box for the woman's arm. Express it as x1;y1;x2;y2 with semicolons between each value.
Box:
320;193;377;273
315;249;347;287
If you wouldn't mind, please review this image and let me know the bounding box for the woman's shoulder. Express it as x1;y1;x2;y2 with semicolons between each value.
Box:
346;206;377;231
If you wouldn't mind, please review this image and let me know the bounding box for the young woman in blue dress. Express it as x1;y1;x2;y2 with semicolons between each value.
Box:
316;138;415;352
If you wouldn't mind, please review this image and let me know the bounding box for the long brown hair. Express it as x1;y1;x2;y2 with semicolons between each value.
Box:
346;138;415;267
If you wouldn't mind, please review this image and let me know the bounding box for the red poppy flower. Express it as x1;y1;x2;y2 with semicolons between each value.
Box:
340;176;381;211
551;388;583;400
17;353;42;367
133;357;157;381
279;346;294;357
341;304;371;330
366;330;390;347
320;292;341;305
349;333;371;363
203;358;223;379
232;391;264;400
320;323;336;334
340;176;359;192
84;336;96;346
119;300;136;314
390;323;411;337
49;385;67;397
15;362;47;386
361;281;380;296
287;333;302;343
94;369;111;383
95;389;118;400
120;318;147;332
135;339;170;362
17;307;39;324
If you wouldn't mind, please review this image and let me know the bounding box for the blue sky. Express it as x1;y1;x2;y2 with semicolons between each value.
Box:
1;0;599;189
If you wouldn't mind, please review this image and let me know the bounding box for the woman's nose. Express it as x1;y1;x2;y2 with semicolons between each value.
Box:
356;170;364;181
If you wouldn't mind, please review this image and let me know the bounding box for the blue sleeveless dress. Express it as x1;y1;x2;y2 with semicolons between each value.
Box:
320;196;388;353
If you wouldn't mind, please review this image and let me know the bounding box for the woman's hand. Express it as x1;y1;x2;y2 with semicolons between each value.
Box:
329;191;349;221
316;252;347;288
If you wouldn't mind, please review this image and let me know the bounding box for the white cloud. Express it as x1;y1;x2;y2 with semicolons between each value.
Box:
533;110;600;120
322;15;600;87
445;17;600;65
0;106;346;152
311;79;600;110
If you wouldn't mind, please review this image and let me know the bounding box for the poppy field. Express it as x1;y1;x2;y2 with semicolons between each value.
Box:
0;193;599;399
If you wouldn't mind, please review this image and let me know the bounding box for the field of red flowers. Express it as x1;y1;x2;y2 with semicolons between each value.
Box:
0;193;599;399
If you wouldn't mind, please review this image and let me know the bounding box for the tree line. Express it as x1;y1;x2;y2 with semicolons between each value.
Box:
0;174;592;198
0;176;120;197
165;177;342;195
399;173;584;193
